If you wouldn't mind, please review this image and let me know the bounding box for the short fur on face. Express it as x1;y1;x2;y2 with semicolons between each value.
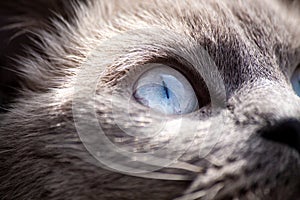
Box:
0;0;300;199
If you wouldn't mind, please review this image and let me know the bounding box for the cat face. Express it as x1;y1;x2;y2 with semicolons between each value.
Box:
0;0;300;199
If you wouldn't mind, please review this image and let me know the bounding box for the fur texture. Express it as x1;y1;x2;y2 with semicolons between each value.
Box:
0;0;300;199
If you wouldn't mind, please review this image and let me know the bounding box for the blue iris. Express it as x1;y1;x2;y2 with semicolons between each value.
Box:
134;81;181;115
133;65;199;115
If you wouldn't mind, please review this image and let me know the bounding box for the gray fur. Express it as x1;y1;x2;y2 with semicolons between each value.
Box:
0;0;300;199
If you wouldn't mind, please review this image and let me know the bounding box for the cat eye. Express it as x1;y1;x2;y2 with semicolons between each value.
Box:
133;64;199;115
291;66;300;96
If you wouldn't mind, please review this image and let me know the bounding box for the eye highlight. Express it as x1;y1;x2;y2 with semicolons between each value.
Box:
133;64;199;115
291;66;300;96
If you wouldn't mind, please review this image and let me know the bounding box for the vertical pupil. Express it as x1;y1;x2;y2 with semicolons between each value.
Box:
162;81;170;99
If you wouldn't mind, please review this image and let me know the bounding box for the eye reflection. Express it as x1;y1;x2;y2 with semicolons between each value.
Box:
133;64;199;115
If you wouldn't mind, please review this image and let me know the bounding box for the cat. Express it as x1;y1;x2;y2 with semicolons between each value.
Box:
0;0;300;200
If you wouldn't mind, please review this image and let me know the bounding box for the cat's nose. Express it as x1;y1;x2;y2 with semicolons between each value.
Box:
260;119;300;154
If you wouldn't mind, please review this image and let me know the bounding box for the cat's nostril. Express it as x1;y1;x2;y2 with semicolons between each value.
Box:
260;119;300;154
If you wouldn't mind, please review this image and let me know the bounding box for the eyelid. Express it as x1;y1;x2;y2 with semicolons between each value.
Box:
289;62;300;80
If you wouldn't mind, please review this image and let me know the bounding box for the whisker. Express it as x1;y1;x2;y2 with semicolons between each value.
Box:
176;183;223;200
174;190;206;200
169;161;203;173
133;172;193;181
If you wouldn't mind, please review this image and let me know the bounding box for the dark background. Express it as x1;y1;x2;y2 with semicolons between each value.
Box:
0;0;84;110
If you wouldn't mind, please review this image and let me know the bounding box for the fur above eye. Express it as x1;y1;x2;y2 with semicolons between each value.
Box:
291;66;300;96
133;64;199;115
